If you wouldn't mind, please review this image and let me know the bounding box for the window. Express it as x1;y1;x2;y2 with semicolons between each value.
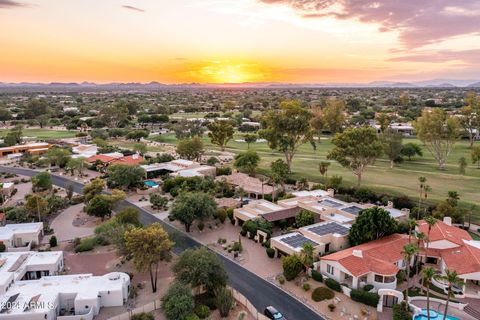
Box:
374;274;384;283
325;243;330;253
384;276;396;283
327;264;334;275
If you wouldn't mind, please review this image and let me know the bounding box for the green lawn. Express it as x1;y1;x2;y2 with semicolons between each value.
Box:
0;129;78;139
469;231;480;240
151;133;480;222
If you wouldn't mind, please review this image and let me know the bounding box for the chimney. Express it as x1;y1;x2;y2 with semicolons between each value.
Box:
443;217;452;226
327;188;335;197
352;250;363;258
401;208;410;216
387;201;393;208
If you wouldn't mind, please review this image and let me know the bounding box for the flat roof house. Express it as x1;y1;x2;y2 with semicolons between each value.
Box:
233;199;301;226
0;251;64;293
0;272;130;320
0;223;43;251
0;143;51;158
217;172;276;199
141;159;216;179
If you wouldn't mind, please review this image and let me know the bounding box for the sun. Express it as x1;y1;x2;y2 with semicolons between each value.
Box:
188;60;267;83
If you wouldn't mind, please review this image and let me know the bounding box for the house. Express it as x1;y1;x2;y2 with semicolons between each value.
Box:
0;251;64;293
217;172;276;199
416;217;480;298
71;144;98;159
110;154;144;166
317;233;409;290
0;143;51;158
233;199;301;226
270;221;350;257
0;223;43;251
0;272;130;320
141;159;216;179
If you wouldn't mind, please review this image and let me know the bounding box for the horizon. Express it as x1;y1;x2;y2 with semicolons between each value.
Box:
1;0;480;83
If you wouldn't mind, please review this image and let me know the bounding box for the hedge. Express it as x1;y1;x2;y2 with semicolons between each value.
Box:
325;278;342;292
311;287;334;302
311;270;323;282
350;289;380;307
363;284;374;292
393;303;412;320
266;248;275;258
194;305;210;319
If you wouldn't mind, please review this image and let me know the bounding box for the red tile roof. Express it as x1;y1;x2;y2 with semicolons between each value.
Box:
322;234;409;276
417;219;471;245
441;244;480;275
86;154;115;163
110;155;144;166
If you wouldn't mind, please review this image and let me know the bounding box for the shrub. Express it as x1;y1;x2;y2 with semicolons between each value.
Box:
215;287;234;318
205;297;217;310
232;242;242;252
49;236;58;247
161;282;195;320
185;315;200;320
311;287;334;302
363;284;374;292
266;248;275;258
197;222;205;231
0;243;5;253
240;229;247;237
328;303;336;312
282;255;303;281
131;313;154;320
350;289;380;307
194;305;210;319
396;270;406;285
393;302;412;320
311;270;323;282
302;283;311;291
278;275;285;284
227;208;234;224
74;237;97;252
217;209;227;223
325;278;342;292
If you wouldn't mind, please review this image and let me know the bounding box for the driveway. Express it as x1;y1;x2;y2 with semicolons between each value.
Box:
0;166;325;320
50;203;95;242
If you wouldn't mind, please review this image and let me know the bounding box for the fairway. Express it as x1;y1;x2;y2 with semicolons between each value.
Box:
151;133;480;222
0;129;78;139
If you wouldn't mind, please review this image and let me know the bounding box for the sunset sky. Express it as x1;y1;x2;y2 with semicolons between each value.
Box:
1;0;480;83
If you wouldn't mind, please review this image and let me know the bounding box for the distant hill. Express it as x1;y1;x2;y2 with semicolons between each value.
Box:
468;82;480;87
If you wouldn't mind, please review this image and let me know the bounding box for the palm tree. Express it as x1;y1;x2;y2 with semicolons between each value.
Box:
402;243;419;310
318;161;330;184
300;243;315;276
437;270;464;320
407;218;418;242
415;232;426;275
418;176;427;219
422;267;436;320
424;216;437;265
423;185;432;216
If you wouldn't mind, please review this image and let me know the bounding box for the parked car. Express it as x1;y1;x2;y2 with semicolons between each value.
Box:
264;306;285;320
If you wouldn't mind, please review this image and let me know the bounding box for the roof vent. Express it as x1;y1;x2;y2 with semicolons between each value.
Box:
443;217;452;226
352;250;363;258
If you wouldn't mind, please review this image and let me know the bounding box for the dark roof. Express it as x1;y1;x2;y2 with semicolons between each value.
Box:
280;233;319;248
262;207;301;222
307;222;349;236
341;205;363;215
319;198;344;208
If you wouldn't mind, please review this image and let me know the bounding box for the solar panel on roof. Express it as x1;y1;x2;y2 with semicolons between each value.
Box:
341;206;363;215
319;199;343;208
308;222;349;236
280;234;318;248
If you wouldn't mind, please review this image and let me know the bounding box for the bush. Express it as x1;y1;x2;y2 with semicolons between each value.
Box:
311;287;334;302
302;283;311;291
197;222;205;231
363;284;374;292
282;255;303;281
185;315;200;320
266;248;275;258
74;237;97;252
311;270;323;282
0;243;5;253
328;303;336;312
131;313;154;320
350;289;380;307
232;242;242;252
217;209;227;223
205;297;217;310
227;208;234;224
194;305;210;319
240;229;247;237
393;302;412;320
325;278;342;292
215;287;234;318
49;236;57;247
278;275;285;285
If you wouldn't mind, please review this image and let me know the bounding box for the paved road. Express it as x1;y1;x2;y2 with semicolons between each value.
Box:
0;166;324;320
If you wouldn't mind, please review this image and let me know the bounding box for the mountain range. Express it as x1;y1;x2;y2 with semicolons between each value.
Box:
0;79;479;92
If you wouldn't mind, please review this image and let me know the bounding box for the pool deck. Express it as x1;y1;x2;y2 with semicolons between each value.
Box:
411;301;476;320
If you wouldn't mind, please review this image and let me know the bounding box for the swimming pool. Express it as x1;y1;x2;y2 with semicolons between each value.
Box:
144;180;159;188
414;309;460;320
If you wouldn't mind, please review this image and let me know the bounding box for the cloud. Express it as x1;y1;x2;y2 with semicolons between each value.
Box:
0;0;26;9
121;5;145;13
258;0;480;48
388;49;480;64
